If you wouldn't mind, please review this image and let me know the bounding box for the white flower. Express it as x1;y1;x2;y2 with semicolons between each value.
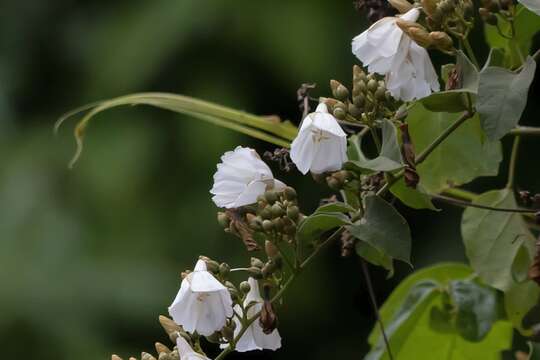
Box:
518;0;540;15
176;336;210;360
221;278;281;352
210;146;286;209
352;8;440;101
168;259;233;336
290;103;347;175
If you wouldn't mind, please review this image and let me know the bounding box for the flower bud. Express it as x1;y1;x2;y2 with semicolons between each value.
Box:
155;343;170;354
248;266;263;279
271;203;284;218
421;0;438;16
169;350;179;360
388;0;414;13
265;240;280;258
272;217;284;232
251;257;265;268
333;107;347;120
142;352;157;360
408;27;433;48
375;86;386;100
283;186;297;200
222;325;235;342
239;280;251;294
112;356;123;360
205;260;220;273
219;263;230;277
286;205;300;220
429;31;454;51
158;353;171;360
367;79;378;92
262;219;274;231
326;176;342;191
264;190;279;204
158;315;182;342
330;80;350;101
353;93;365;107
247;214;262;231
262;261;278;277
217;212;230;228
259;285;278;334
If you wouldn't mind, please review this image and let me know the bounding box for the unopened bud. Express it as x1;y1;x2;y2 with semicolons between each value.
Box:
262;261;278;277
438;0;454;14
286;205;300;220
219;263;230;277
259;285;278;334
142;353;157;360
248;266;263;279
217;212;230;228
333;107;347;120
169;351;179;360
272;218;284;231
112;356;123;360
421;0;438;16
330;80;350;101
262;219;274;231
239;281;251;294
429;31;453;51
353;93;365;107
367;79;378;92
158;353;171;360
283;186;297;200
205;260;220;273
251;257;265;268
271;203;284;218
375;87;386;100
388;0;414;13
222;325;234;342
247;214;262;231
327;176;342;191
155;343;170;354
408;27;433;47
264;190;279;204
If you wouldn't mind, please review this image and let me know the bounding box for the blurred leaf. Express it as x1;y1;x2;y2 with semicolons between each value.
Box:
505;281;540;335
390;179;438;211
408;103;502;193
345;119;403;173
348;195;411;265
484;48;507;68
457;50;480;92
366;280;440;360
296;212;350;243
368;263;513;360
484;5;540;68
57;93;298;167
315;202;356;214
478;57;537;140
461;189;535;291
513;244;533;283
449;280;498;342
356;240;394;276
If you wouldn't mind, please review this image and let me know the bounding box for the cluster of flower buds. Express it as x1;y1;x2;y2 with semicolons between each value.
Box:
421;0;474;37
396;18;454;52
325;66;398;127
325;170;357;191
479;0;513;25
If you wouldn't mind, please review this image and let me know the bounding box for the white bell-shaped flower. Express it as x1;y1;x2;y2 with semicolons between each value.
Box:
168;259;233;336
221;278;281;352
290;103;347;175
352;8;440;101
518;0;540;15
176;336;211;360
210;146;286;209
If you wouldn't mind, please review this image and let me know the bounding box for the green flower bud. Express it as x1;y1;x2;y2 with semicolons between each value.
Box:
375;87;386;100
264;190;279;204
112;356;123;360
239;281;251;294
283;186;297;200
248;215;263;231
286;205;300;220
158;353;171;360
219;263;230;277
262;219;274;231
271;203;284;218
272;218;284;232
357;80;367;93
142;352;157;360
260;206;272;220
348;103;363;117
327;176;342;191
330;79;350;101
217;212;230;228
438;0;454;14
353;93;365;107
333;107;347;120
367;79;378;92
205;260;220;273
155;343;171;355
169;350;179;360
251;257;265;268
248;266;263;279
262;261;277;278
284;224;297;235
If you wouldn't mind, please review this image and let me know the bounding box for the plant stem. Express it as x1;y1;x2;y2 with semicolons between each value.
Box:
506;135;521;189
431;194;535;213
462;38;480;68
360;258;394;360
510;126;540;136
416;111;473;165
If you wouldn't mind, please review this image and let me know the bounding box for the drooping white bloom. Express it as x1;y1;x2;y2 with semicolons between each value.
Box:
168;259;233;336
210;146;286;209
290;103;347;175
518;0;540;15
352;8;440;101
221;278;281;352
176;336;211;360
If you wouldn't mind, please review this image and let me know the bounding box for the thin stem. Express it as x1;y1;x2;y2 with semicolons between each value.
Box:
416;111;473;165
507;136;521;189
360;259;394;360
431;194;536;213
510;126;540;136
462;38;480;68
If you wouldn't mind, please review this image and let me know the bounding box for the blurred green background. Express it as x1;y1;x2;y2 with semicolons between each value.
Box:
0;0;538;359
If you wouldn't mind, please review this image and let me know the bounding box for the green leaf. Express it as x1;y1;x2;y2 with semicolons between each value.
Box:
366;280;440;360
408;103;502;193
484;5;540;68
484;48;507;68
345;119;403;173
449;280;498;342
368;263;513;360
419;51;478;113
56;92;298;167
356;240;394;276
347;195;411;265
513;243;532;283
390;179;438;211
505;280;540;335
461;188;535;291
314;202;356;214
477;56;537;141
296;212;350;243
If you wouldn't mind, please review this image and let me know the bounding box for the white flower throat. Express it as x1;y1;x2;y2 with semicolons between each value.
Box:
311;128;330;143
